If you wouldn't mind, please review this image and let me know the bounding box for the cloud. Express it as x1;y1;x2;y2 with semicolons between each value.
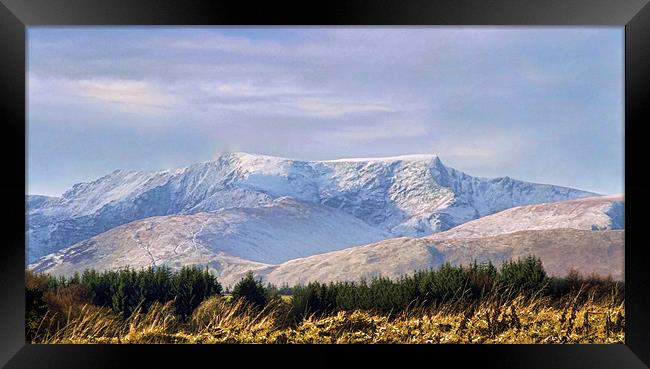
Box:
199;82;307;97
193;80;396;118
28;75;182;119
288;98;395;118
165;34;285;55
72;79;181;110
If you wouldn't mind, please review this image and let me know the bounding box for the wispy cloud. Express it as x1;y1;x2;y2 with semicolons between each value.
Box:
194;80;396;118
289;98;394;118
165;34;285;55
29;75;182;117
72;79;181;110
199;81;309;98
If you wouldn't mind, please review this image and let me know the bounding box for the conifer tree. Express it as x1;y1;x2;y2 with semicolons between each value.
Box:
232;271;268;309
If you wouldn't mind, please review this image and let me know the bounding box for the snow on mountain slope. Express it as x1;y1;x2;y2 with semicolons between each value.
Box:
261;229;624;286
28;197;390;278
260;195;625;285
26;152;595;262
427;194;624;240
188;196;392;264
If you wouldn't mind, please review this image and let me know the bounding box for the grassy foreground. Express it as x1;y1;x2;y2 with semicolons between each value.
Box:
31;289;624;344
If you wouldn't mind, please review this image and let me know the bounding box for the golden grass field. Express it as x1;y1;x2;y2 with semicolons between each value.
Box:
31;289;624;344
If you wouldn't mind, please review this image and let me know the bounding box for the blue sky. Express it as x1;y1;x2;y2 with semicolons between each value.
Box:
27;27;623;196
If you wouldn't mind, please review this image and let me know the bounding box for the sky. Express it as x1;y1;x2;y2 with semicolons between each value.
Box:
27;27;624;196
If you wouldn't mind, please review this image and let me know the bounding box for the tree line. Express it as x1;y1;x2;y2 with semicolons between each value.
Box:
26;255;623;339
30;265;221;319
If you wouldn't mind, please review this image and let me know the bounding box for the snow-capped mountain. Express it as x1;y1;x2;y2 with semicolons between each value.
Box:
260;195;625;285
28;197;390;276
26;152;595;262
29;194;625;286
427;194;624;240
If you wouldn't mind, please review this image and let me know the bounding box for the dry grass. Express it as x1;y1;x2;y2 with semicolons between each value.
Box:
32;290;624;344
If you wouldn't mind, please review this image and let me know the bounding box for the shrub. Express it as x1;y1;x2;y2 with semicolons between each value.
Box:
547;269;623;303
25;271;91;341
25;270;50;290
25;286;48;342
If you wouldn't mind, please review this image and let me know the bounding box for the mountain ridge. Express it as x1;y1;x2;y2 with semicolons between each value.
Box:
27;152;596;262
28;193;623;287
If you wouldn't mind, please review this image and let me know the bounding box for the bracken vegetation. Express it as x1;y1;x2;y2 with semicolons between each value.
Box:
26;256;624;344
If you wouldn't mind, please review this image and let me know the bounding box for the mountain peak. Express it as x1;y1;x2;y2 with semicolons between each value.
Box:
215;151;295;163
27;150;597;263
215;151;442;164
321;153;440;164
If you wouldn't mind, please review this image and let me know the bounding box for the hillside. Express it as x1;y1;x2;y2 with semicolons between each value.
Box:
262;229;624;286
27;152;595;261
28;197;392;284
427;194;624;240
29;193;624;287
260;195;624;285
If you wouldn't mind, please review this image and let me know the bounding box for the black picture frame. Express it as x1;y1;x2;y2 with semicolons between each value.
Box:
1;0;649;368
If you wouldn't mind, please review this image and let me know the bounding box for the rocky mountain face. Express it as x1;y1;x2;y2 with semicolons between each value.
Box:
26;152;595;262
